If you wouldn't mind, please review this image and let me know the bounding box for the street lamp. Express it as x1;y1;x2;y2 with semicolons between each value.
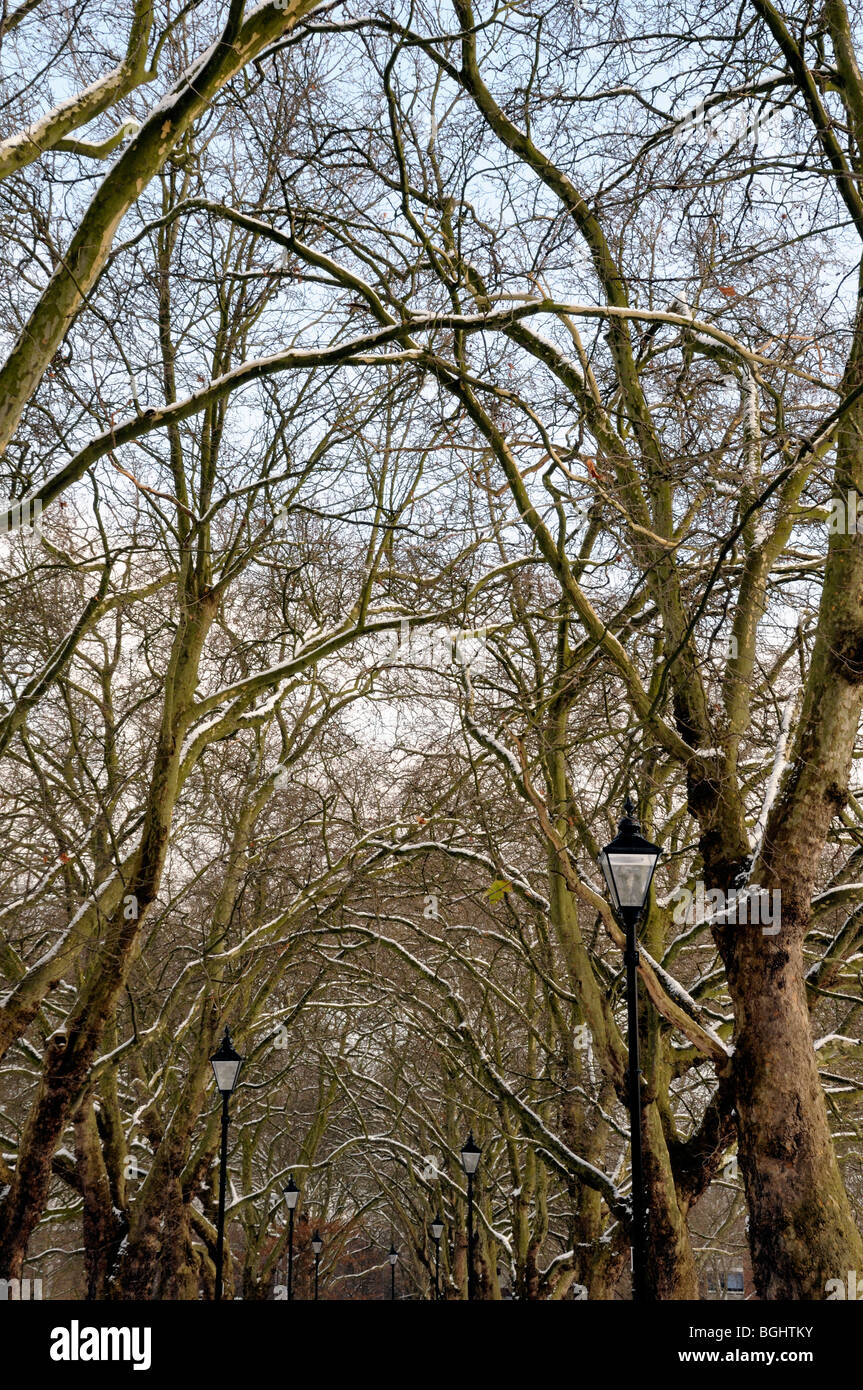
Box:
430;1216;444;1300
388;1244;398;1301
209;1027;243;1301
460;1132;481;1301
598;796;662;1304
283;1175;299;1301
311;1229;323;1301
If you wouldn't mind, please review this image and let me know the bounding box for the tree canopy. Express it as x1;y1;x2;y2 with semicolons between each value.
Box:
0;0;862;1300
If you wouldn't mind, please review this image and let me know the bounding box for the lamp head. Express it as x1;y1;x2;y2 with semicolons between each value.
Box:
210;1027;243;1095
460;1131;481;1175
597;796;662;919
283;1174;299;1210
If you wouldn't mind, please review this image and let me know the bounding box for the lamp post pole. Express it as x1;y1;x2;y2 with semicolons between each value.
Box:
288;1205;295;1301
598;797;662;1304
467;1169;474;1301
209;1027;243;1303
311;1230;323;1301
623;901;648;1305
283;1175;299;1301
388;1244;398;1300
215;1090;230;1302
459;1133;481;1301
430;1218;443;1301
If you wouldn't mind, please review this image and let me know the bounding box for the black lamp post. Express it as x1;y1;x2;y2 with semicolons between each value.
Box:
430;1216;444;1300
209;1027;243;1301
598;796;662;1304
283;1175;299;1301
459;1132;481;1301
388;1244;398;1300
311;1229;323;1301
